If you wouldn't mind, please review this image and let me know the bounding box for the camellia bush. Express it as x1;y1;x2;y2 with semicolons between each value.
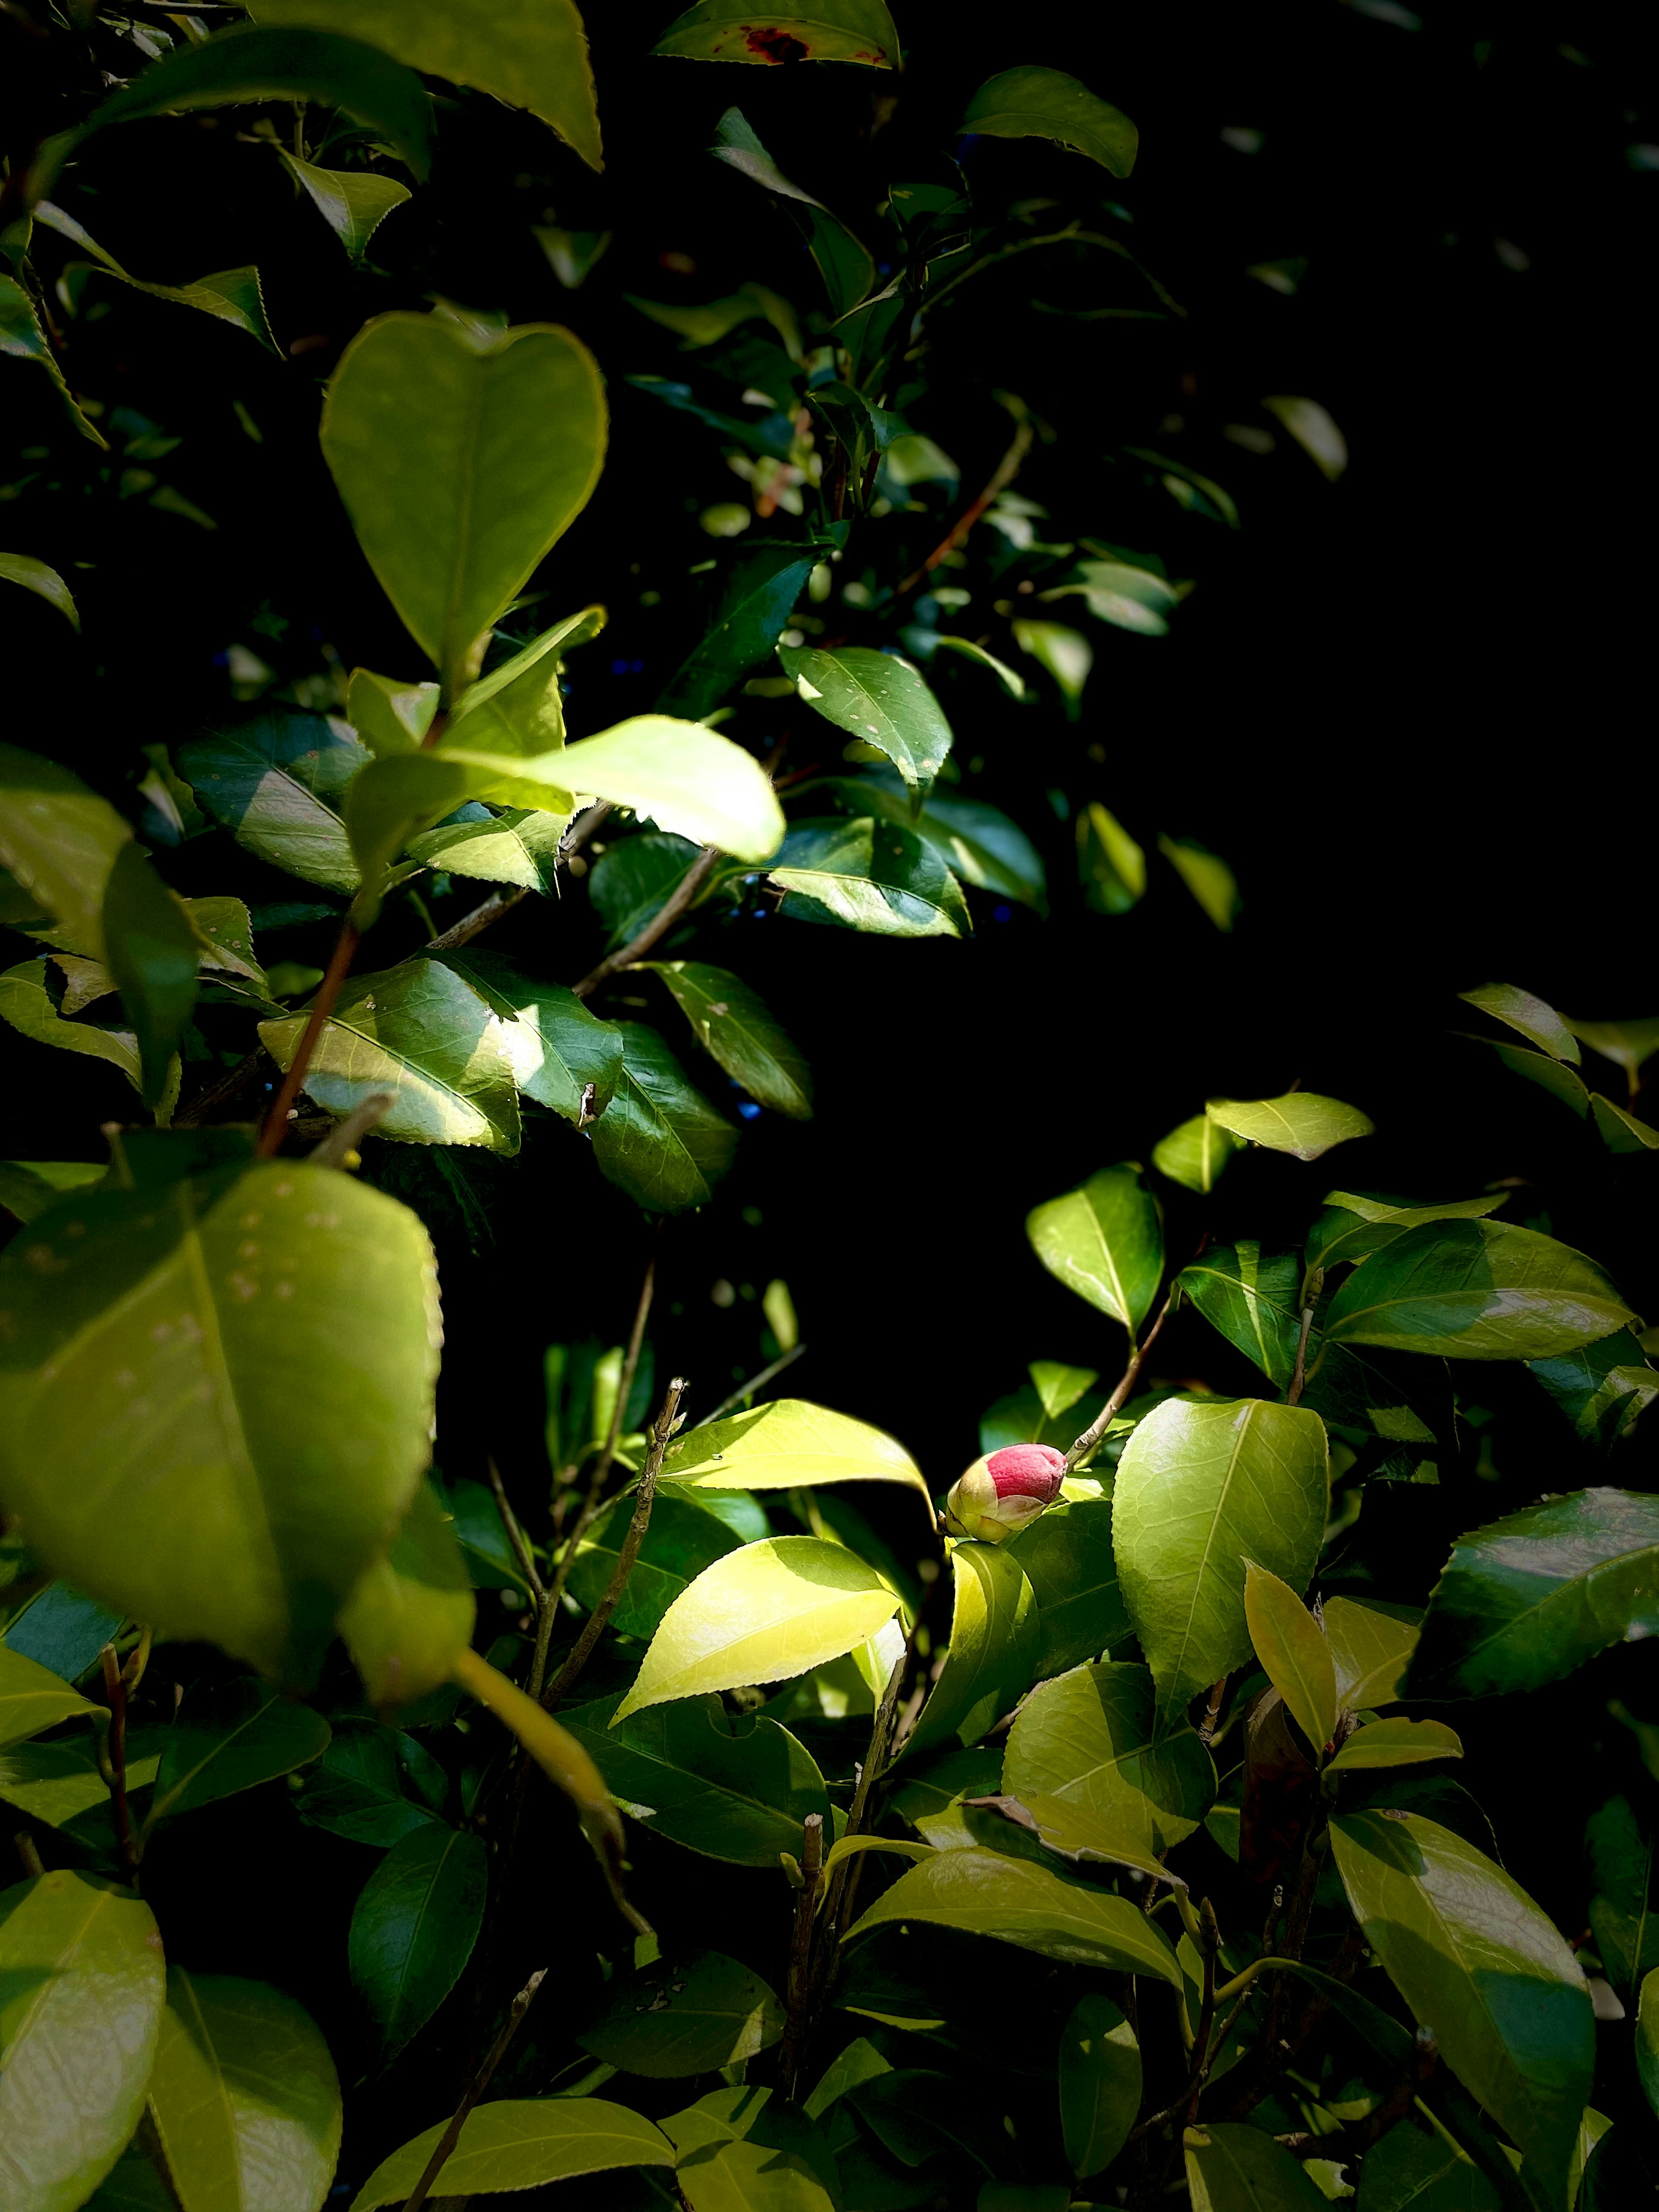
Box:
3;6;1659;2212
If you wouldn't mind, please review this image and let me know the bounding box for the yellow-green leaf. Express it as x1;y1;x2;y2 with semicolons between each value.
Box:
661;1398;931;1512
1243;1560;1338;1751
350;2099;674;2212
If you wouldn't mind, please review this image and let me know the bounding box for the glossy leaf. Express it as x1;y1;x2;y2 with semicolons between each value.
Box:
279;154;409;264
780;646;952;801
1206;1091;1373;1160
659;2;899;66
1591;1093;1659;1154
658;544;817;719
559;1691;830;1866
906;1542;1039;1756
588;1020;737;1213
614;1535;898;1723
1114;1397;1329;1723
350;2099;674;2212
1026;1163;1163;1338
1005;1494;1130;1675
1566;1014;1659;1082
1325;1717;1463;1772
0;741;131;955
1185;2125;1330;2209
1324;1596;1421;1710
337;1479;476;1708
962;66;1138;176
255;0;600;167
0;1643;99;1751
661;2087;840;2212
321;311;606;700
1002;1662;1215;1855
1244;1561;1338;1751
101;844;200;1106
819;769;1046;909
578;1949;783;2077
642;960;812;1118
1586;1795;1659;2001
1306;1189;1509;1281
1330;1810;1594;2212
343;670;439;756
147;1967;341;2212
432;951;622;1123
295;1720;442;1848
1459;983;1579;1063
407;807;567;891
1153;1112;1242;1194
770;816;971;937
0;551;78;629
1528;1327;1659;1448
446;605;599;758
567;1487;745;1640
34;201;276;354
0;273;108;446
347;1822;486;2060
1357;2121;1500;2212
1058;1992;1139;2179
1479;1039;1590;1118
1160;836;1239;929
1014;619;1092;713
661;1398;931;1511
147;1680;330;1829
844;1846;1183;1984
0;1871;166;2212
343;752;497;910
534;717;784;862
178;713;368;894
1407;1487;1659;1700
0;1161;439;1682
259;958;521;1154
589;831;707;949
0;959;143;1090
1322;1220;1636;1359
0;1733;159;1846
1;1582;125;1683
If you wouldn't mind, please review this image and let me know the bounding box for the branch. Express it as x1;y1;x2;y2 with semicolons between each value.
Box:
254;918;361;1158
486;1458;545;1604
703;1342;805;1425
401;1968;547;2212
97;1643;138;1881
778;1812;824;2101
572;845;720;1001
543;1377;686;1707
1065;1287;1177;1471
425;887;530;952
306;1090;394;1169
896;418;1034;597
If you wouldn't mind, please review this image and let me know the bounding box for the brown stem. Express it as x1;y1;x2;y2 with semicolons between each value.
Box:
1065;1288;1177;1471
896;418;1034;596
426;887;531;951
401;1967;547;2212
1286;1305;1315;1408
815;1649;907;1950
702;1342;805;1425
543;1378;686;1707
98;1644;138;1881
14;1831;44;1879
1173;1902;1221;2149
778;1812;824;2101
486;1459;545;1604
1198;1677;1228;1747
573;845;721;1001
306;1090;395;1169
254;919;360;1158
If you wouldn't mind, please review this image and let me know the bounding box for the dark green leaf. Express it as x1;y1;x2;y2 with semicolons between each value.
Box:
0;1643;99;1751
178;713;369;894
1323;1220;1637;1360
295;1719;443;1848
1;1582;124;1684
349;2100;674;2212
35;200;277;354
1590;1093;1659;1154
1566;1015;1659;1083
1184;2124;1329;2209
1586;1794;1659;2001
0;742;131;953
347;1822;486;2060
280;153;410;265
708;108;878;316
100;844;199;1106
588;1020;738;1213
779;647;952;801
1528;1328;1659;1448
1058;1992;1140;2180
578;1950;784;2077
961;66;1137;176
0;1160;106;1225
1026;1164;1163;1338
589;833;704;949
818;769;1046;909
0;957;142;1092
431;951;623;1124
641;961;812;1119
146;1679;330;1829
657;546;817;720
0;276;107;445
1306;1190;1509;1281
1357;2120;1500;2211
1005;1494;1130;1676
772;813;972;934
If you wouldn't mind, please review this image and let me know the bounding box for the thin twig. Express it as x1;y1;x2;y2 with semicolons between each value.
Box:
574;845;721;1001
778;1812;824;2101
426;887;531;951
98;1644;138;1881
486;1459;545;1603
255;918;361;1157
815;1650;907;1948
1286;1305;1315;1408
896;419;1034;596
703;1342;806;1425
1065;1287;1177;1471
400;1967;547;2212
1180;1903;1221;2133
1198;1678;1228;1746
543;1378;686;1707
306;1090;395;1169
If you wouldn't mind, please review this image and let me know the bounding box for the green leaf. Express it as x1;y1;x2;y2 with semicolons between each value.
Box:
771;815;971;937
0;957;142;1091
657;545;817;720
343;752;498;912
0;1159;105;1224
613;1535;899;1723
0;1162;440;1683
295;1719;442;1847
35;26;434;197
178;712;369;894
1042;559;1178;637
337;1479;477;1708
1160;836;1239;929
1356;2120;1500;2212
924;633;1026;697
961;66;1137;176
407;808;568;891
1330;1810;1594;2212
344;669;439;756
0;550;79;629
1322;1220;1637;1360
1185;2125;1331;2209
1306;1190;1509;1281
1528;1328;1659;1448
279;154;410;264
186;897;264;987
0;1871;166;2212
588;1020;738;1213
1590;1093;1659;1154
1323;1596;1420;1709
906;1543;1039;1756
1245;1561;1337;1751
1058;1992;1140;2179
578;1950;784;2077
448;605;604;750
431;951;622;1124
1153;1112;1241;1194
1640;1971;1659;2120
146;1679;330;1828
321;311;605;700
568;1487;745;1640
347;1822;486;2060
515;717;781;862
843;1846;1183;1984
33;201;277;354
1113;1397;1329;1725
0;274;107;445
661;1398;932;1513
100;844;200;1106
147;1968;341;2212
1476;1039;1591;1118
660;2087;840;2212
1325;1717;1463;1773
1459;983;1580;1063
1586;1795;1659;2001
818;769;1046;909
0;741;132;955
0;1732;160;1838
1206;1092;1373;1161
779;647;953;801
662;3;897;64
1005;1494;1130;1676
1001;1661;1215;1856
641;961;812;1119
559;1691;830;1866
1075;798;1144;913
351;2098;674;2212
1406;1487;1659;1700
1013;619;1092;714
259;958;521;1154
589;832;705;949
1026;1164;1163;1339
2;1582;126;1683
0;1643;99;1751
1565;1014;1659;1084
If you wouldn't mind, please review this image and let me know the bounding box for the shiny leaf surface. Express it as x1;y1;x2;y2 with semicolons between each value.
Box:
178;713;368;894
1459;983;1579;1063
147;1679;330;1828
1026;1163;1163;1337
1002;1661;1215;1855
1153;1112;1242;1194
350;2099;673;2212
1324;1717;1463;1772
906;1542;1039;1755
642;960;812;1119
1244;1560;1338;1751
431;952;622;1123
961;66;1138;175
770;815;970;937
588;1020;737;1213
1058;1992;1140;2179
1322;1220;1637;1360
1005;1494;1131;1676
347;1823;486;2060
780;645;952;799
1205;1092;1374;1160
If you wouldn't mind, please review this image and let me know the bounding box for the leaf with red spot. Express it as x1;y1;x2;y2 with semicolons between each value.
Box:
653;0;899;68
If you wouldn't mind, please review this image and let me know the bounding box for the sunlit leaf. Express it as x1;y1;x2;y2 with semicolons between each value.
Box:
1323;1220;1637;1359
1261;395;1348;480
431;951;621;1124
0;1643;99;1751
661;1398;931;1512
1244;1561;1337;1751
350;2099;674;2212
641;960;811;1119
0;958;142;1091
588;1020;737;1213
906;1541;1038;1756
1002;1661;1215;1855
0;550;79;629
1206;1091;1373;1160
962;66;1137;175
1459;982;1579;1063
779;646;952;801
1151;1112;1241;1194
1026;1163;1163;1337
179;712;368;894
0;741;131;955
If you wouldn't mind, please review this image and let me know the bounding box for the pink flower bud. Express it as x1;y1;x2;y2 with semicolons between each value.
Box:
944;1443;1067;1543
